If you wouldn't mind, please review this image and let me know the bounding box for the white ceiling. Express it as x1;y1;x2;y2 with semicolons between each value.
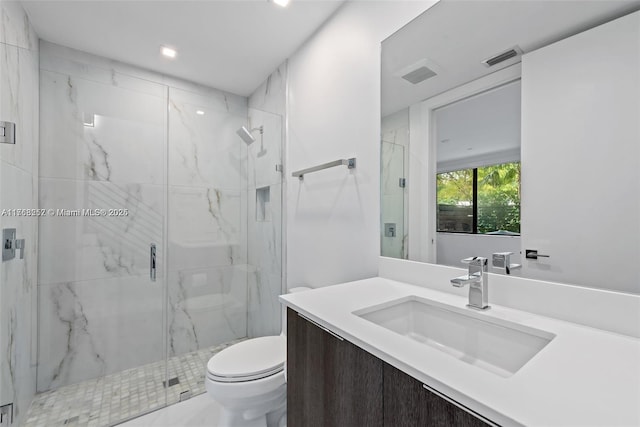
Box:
382;0;640;116
436;81;520;164
20;0;345;96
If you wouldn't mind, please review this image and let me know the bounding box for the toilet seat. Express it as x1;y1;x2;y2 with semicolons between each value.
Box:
207;336;286;383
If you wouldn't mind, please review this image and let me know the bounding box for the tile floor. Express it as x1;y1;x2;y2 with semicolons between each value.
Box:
117;394;219;427
24;339;244;427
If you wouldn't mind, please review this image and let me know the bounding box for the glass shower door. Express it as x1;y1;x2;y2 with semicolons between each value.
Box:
381;141;407;259
165;86;248;405
35;63;168;424
246;107;284;339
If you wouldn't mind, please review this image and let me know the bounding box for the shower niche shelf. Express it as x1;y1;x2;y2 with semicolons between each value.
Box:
256;186;271;222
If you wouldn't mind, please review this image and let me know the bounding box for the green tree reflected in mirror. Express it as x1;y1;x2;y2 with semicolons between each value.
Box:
437;162;520;234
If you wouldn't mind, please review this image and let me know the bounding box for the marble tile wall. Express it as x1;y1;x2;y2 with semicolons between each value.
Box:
248;62;287;117
0;1;39;424
36;277;165;390
37;42;250;394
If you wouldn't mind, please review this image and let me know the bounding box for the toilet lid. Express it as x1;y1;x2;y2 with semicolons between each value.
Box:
207;336;286;382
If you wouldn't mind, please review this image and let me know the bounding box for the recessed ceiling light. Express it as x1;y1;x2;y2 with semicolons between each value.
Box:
273;0;290;7
196;110;205;116
161;46;177;59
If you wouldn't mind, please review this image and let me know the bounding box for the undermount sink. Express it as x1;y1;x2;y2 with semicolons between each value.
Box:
353;296;555;378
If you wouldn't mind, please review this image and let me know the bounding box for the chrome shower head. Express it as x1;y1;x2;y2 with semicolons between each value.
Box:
237;125;256;145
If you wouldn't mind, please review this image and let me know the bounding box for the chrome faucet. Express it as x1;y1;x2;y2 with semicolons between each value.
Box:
492;251;521;275
450;257;490;310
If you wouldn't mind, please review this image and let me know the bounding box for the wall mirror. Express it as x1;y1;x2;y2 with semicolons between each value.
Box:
380;0;640;294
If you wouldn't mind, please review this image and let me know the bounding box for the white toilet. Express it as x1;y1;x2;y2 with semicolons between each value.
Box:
205;287;310;427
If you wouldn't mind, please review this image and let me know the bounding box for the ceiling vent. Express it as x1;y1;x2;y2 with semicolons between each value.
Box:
395;58;440;85
482;46;523;67
401;65;437;84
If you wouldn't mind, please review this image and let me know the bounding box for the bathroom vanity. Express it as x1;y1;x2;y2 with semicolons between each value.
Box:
287;307;489;426
280;264;640;427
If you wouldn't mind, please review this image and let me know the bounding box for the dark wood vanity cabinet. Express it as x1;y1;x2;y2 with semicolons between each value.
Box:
287;308;493;427
384;364;490;427
287;308;384;427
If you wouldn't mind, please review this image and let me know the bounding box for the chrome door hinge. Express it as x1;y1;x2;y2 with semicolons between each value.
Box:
0;121;16;144
150;243;157;281
0;403;13;426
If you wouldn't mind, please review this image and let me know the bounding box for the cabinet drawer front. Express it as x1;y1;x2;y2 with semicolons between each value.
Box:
287;308;384;427
384;363;493;427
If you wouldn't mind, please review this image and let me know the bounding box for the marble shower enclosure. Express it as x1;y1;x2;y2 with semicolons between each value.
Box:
0;1;39;425
36;42;253;393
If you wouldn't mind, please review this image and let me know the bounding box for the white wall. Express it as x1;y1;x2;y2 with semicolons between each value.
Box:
285;1;436;289
521;11;640;294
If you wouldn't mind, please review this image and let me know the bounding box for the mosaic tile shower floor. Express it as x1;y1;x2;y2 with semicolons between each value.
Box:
24;339;245;427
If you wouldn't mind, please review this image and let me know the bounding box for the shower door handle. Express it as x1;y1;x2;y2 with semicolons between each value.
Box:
150;243;157;282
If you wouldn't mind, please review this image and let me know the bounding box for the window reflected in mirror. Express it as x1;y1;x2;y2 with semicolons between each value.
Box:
437;162;520;235
433;79;522;268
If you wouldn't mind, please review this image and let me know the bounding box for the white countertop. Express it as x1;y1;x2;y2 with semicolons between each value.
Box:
280;277;640;427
